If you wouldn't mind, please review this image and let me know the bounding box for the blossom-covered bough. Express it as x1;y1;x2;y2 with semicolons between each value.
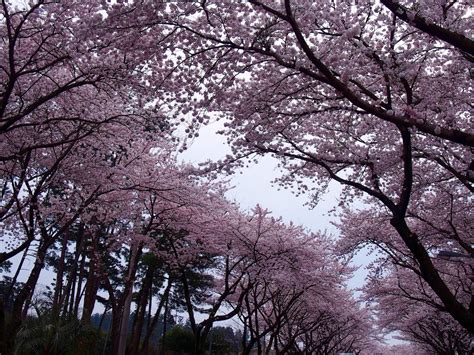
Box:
157;204;375;354
94;0;474;334
0;3;376;354
364;266;472;353
0;1;168;352
0;0;165;262
1;0;472;353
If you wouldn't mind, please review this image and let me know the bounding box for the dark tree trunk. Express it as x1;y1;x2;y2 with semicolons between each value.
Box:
147;285;152;329
57;226;85;318
97;307;109;334
110;308;123;355
67;272;76;317
0;298;5;355
116;243;142;355
73;250;86;317
129;266;154;355
5;246;47;354
159;293;170;355
391;216;474;333
81;237;99;326
141;279;172;354
52;233;69;318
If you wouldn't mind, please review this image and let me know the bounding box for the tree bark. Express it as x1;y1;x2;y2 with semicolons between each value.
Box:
73;250;86;317
5;245;47;353
141;279;172;354
129;265;154;355
52;233;69;318
116;242;142;355
159;292;170;355
81;236;99;325
391;217;474;333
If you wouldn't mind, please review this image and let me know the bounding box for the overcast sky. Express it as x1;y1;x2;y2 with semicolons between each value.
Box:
179;121;375;292
180;121;343;232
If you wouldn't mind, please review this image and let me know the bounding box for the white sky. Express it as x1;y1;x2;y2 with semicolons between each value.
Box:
179;121;375;292
179;121;343;232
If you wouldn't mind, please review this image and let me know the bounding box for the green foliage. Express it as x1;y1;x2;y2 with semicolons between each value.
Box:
161;325;195;353
209;327;241;354
160;325;242;354
14;312;102;355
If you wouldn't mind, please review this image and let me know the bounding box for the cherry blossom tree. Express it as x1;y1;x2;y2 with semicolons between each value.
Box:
0;125;178;351
232;221;375;354
365;265;472;354
156;203;376;355
2;1;471;352
0;0;164;228
100;0;473;332
0;3;170;350
164;205;322;354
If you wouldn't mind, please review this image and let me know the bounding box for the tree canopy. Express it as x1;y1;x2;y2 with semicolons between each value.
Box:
0;1;472;354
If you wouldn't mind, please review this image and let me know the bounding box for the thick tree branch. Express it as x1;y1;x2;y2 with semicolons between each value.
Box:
381;0;474;57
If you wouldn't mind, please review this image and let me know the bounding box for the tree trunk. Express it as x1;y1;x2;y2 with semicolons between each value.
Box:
110;308;123;355
391;217;474;333
73;250;86;317
57;226;85;318
193;327;204;355
141;279;172;354
5;245;47;353
116;242;142;355
147;285;152;329
159;293;170;355
67;272;76;317
52;233;69;318
97;307;109;334
129;266;154;355
81;237;99;325
0;297;5;355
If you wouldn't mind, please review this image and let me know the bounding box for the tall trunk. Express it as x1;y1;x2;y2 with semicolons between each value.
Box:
56;226;85;318
73;251;86;317
67;272;76;317
52;233;69;318
110;307;123;355
5;246;47;354
116;242;142;355
147;285;152;329
117;285;133;355
159;292;170;355
82;269;99;324
207;330;213;355
97;307;108;334
180;271;203;355
81;237;99;325
129;266;154;355
0;297;5;355
141;279;172;354
193;327;204;355
242;322;247;351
